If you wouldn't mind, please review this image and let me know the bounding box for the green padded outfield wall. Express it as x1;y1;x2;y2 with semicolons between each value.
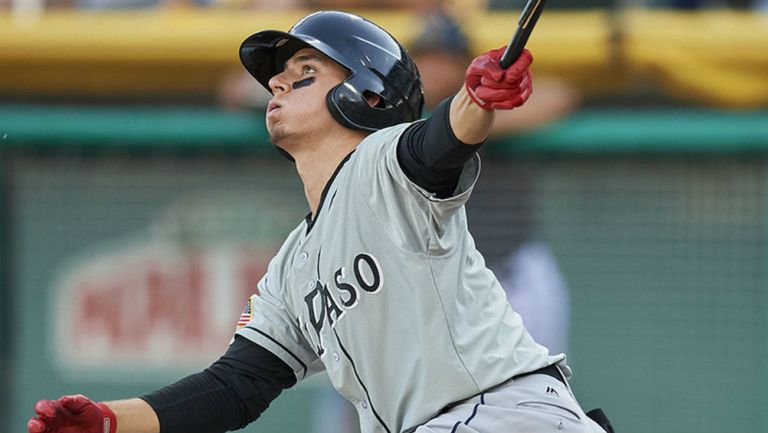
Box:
1;105;767;433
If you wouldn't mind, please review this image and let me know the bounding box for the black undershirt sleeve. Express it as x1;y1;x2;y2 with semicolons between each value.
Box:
140;335;296;433
397;96;485;198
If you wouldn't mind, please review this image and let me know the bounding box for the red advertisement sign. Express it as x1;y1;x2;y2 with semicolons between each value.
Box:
53;242;274;372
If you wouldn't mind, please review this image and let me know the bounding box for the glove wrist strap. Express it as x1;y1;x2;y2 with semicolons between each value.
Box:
96;403;117;433
464;82;493;111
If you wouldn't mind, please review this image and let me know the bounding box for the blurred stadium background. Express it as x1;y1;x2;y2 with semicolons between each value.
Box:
1;1;768;433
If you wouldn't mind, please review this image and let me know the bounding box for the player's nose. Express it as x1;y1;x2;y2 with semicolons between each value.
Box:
268;72;290;94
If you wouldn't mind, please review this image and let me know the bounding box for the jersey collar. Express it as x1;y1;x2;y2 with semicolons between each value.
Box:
305;150;355;235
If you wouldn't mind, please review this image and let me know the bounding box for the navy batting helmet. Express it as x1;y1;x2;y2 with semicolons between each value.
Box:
239;10;424;132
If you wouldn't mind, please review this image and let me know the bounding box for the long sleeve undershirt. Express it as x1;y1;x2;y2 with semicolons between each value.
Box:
140;335;295;433
396;96;485;198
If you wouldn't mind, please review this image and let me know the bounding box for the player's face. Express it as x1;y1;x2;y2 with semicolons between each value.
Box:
266;48;350;146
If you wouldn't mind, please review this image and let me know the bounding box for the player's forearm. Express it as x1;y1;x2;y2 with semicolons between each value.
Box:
449;85;495;146
103;399;160;433
137;336;295;433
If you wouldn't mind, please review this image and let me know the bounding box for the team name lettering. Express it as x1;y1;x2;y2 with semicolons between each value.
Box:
302;253;382;354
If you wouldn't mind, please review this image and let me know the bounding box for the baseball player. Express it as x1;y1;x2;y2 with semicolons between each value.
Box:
27;10;614;433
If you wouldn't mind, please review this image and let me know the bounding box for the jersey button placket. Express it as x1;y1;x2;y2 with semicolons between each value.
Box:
332;352;340;362
361;401;368;410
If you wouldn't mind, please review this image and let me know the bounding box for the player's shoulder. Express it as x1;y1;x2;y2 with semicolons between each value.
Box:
358;120;421;149
357;120;421;154
269;219;308;267
255;220;307;297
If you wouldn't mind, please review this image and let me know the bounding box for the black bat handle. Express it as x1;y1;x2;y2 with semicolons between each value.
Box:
499;0;548;69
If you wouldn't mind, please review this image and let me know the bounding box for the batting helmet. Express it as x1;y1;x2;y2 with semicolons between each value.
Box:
239;10;424;132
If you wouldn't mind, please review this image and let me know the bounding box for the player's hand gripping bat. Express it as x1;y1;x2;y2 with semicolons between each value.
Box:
464;0;548;109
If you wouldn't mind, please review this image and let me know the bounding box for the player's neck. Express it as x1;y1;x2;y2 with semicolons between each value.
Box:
294;135;363;217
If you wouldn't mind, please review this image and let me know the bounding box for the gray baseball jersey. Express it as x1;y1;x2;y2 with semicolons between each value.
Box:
236;122;561;433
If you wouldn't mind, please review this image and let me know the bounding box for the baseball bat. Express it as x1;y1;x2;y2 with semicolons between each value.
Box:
499;0;549;69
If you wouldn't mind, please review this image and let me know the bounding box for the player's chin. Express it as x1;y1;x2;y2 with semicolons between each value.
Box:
266;119;280;138
268;129;286;146
268;123;291;147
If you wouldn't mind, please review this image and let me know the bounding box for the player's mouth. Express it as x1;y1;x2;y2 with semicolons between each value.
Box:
267;101;282;113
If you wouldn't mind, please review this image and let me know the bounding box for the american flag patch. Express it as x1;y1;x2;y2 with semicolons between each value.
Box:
237;297;253;329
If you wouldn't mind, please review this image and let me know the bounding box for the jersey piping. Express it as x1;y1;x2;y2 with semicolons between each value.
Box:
334;328;392;433
328;190;339;209
244;325;308;379
426;252;481;390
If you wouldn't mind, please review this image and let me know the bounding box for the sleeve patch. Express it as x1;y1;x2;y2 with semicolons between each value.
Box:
236;297;254;330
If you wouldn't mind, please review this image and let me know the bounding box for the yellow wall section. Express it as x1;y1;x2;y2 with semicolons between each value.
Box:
0;9;766;107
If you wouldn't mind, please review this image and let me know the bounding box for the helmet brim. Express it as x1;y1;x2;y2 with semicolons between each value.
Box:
239;30;312;94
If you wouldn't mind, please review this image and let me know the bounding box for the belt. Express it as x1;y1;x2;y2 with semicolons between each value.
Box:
513;364;566;385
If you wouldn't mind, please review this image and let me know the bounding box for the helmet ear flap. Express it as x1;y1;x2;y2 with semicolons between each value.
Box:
325;82;367;131
326;69;421;132
326;86;344;129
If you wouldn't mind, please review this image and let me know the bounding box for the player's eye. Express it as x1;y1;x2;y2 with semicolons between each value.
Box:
301;65;316;75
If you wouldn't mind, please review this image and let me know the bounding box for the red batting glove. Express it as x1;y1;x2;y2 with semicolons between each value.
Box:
465;47;533;110
27;395;117;433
